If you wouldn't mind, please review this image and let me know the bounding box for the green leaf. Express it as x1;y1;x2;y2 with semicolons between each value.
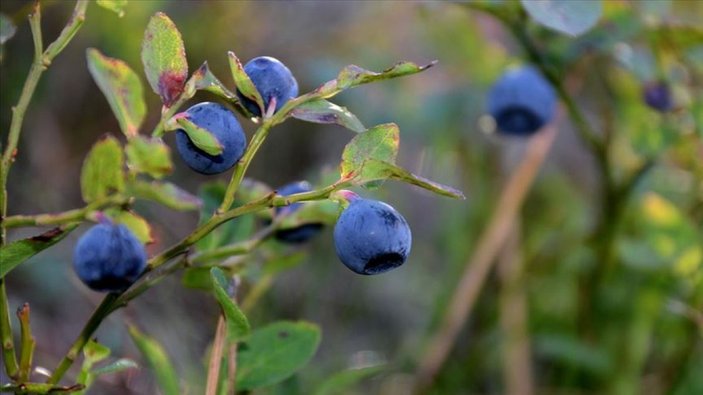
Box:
128;180;201;211
0;224;78;278
521;0;602;37
87;49;146;138
291;99;365;133
141;12;188;106
167;115;224;155
110;210;153;244
128;325;180;395
181;267;213;290
76;339;112;394
228;51;264;114
96;0;127;18
0;13;16;45
84;340;111;365
80;136;125;203
354;158;465;199
237;321;321;390
313;365;385;395
210;268;251;341
340;123;399;179
125;135;172;178
334;61;437;91
187;61;235;100
92;358;138;376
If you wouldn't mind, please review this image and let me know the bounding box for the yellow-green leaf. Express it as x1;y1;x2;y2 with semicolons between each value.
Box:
111;210;153;244
87;48;146;137
340;123;399;179
96;0;127;17
128;180;201;211
80;136;125;203
141;12;188;106
354;158;465;199
125;135;172;178
171;115;224;156
228;51;264;115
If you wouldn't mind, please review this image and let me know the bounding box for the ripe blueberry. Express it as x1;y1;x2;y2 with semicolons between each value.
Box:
175;102;247;175
333;198;412;275
274;181;323;243
73;223;147;293
487;66;556;136
237;56;298;116
643;81;673;112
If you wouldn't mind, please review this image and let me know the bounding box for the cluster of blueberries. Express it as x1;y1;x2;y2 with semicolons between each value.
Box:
76;60;669;293
74;56;412;293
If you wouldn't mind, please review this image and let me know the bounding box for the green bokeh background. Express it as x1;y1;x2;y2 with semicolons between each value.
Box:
1;1;702;394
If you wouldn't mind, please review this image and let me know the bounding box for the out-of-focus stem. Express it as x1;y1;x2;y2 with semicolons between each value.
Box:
17;303;35;383
414;125;558;393
3;195;126;228
497;222;533;395
205;316;227;395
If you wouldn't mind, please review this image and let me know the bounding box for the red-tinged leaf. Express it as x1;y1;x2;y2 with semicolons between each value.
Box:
0;224;79;278
142;12;188;106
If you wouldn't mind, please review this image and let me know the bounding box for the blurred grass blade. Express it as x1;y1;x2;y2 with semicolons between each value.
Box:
291;99;365;133
210;268;250;342
92;358;138;376
80;135;125;203
236;321;321;390
0;224;78;278
128;325;180;395
141;12;188;106
313;365;384;395
86;49;146;138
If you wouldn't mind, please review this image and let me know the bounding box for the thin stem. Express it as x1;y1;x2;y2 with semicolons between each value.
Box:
218;122;273;213
3;195;126;228
205;316;226;395
414;125;558;393
151;95;191;138
17;303;35;383
45;179;350;385
0;280;18;379
41;1;88;65
190;223;278;265
46;293;118;385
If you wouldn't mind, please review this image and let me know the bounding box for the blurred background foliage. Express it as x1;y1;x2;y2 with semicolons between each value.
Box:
1;0;702;394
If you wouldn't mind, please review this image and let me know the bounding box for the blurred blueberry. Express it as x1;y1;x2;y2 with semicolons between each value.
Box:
237;56;298;116
176;102;247;175
643;81;673;112
487;66;557;136
73;223;147;293
274;181;323;243
333;198;412;275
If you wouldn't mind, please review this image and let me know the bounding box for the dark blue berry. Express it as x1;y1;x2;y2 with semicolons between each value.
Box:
274;181;323;243
73;223;147;293
237;56;298;116
643;81;673;112
487;66;556;136
176;102;247;175
333;199;412;275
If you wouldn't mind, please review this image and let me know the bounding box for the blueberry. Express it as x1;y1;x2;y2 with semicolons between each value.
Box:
333;199;412;275
643;81;673;112
175;102;247;175
73;223;147;293
274;181;323;243
487;66;556;136
237;56;298;116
